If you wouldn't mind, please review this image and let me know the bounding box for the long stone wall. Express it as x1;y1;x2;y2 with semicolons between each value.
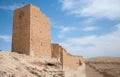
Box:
12;4;86;77
62;49;83;69
51;43;84;69
51;43;86;77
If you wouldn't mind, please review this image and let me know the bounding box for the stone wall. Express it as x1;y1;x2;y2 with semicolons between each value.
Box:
12;4;86;77
12;4;51;58
62;49;83;69
51;43;84;69
29;4;51;57
51;44;62;62
12;5;30;55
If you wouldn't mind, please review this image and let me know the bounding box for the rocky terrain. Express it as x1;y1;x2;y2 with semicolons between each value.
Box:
0;51;85;77
0;51;119;77
86;57;120;77
0;51;64;77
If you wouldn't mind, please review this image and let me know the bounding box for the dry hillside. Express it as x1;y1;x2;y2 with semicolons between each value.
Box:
0;51;64;77
0;51;85;77
85;57;120;77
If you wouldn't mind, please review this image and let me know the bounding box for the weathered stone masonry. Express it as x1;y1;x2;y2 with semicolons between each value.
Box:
51;43;84;70
12;4;51;58
12;4;84;70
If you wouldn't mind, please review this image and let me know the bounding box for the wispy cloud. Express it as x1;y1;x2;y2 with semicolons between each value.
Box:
60;0;120;20
83;26;97;32
50;18;77;39
0;35;11;42
60;26;76;33
0;3;23;11
58;26;76;38
60;24;120;57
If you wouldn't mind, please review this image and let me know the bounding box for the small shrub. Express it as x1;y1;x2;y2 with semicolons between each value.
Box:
38;75;41;77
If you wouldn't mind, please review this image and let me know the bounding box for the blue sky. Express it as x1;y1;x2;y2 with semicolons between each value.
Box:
0;0;120;57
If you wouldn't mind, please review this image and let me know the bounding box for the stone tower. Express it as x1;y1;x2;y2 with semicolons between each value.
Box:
12;4;51;58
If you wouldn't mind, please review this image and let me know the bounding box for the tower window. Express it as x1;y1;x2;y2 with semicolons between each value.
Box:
19;11;24;18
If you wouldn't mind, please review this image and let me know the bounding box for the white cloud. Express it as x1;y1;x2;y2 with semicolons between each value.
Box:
83;26;97;32
58;34;65;39
0;4;23;11
83;18;96;25
58;26;76;38
0;35;11;42
60;26;76;33
60;24;120;57
50;19;77;39
60;0;120;20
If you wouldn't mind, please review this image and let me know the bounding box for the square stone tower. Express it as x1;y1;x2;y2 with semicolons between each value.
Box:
12;4;51;58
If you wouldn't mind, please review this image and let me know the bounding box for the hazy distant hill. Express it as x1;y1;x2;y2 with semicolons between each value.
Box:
86;56;120;77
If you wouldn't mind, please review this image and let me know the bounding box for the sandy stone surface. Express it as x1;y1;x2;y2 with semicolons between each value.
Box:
0;51;85;77
0;51;64;77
